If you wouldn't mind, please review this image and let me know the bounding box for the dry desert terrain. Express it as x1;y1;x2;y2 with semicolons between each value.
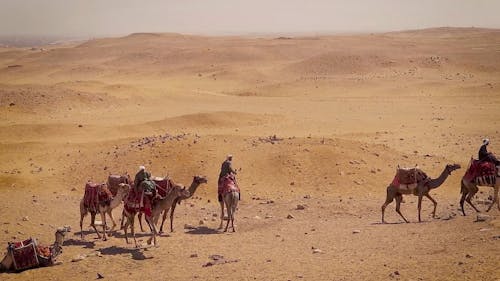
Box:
0;27;499;280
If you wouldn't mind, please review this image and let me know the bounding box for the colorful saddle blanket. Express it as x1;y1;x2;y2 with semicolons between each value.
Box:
152;177;173;197
83;182;113;212
464;159;497;182
7;238;53;271
124;187;152;217
218;175;240;196
391;167;429;191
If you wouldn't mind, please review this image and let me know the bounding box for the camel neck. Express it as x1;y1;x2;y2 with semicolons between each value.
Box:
428;167;449;189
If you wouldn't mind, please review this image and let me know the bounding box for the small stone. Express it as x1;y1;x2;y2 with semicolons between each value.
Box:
352;229;361;234
475;214;491;222
190;253;198;258
254;216;262;220
465;254;473;258
78;124;83;127
265;215;273;219
312;248;323;254
22;216;29;221
199;220;204;225
71;254;86;262
184;224;195;229
97;273;104;279
296;204;306;210
286;214;294;219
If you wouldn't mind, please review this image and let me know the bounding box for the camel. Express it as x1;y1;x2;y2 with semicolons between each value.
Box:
460;162;500;215
0;226;71;272
135;175;208;233
222;188;239;232
381;163;461;223
107;173;132;196
122;184;190;247
79;183;129;241
159;175;208;233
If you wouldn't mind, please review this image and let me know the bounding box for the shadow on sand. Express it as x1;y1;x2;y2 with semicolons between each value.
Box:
98;246;152;260
185;226;220;235
63;238;96;249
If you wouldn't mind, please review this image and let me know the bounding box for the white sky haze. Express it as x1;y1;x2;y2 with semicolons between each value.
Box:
1;0;500;36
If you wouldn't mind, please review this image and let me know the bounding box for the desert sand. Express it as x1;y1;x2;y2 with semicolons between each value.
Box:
0;27;499;280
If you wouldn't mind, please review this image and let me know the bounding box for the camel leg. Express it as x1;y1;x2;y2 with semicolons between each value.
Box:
122;213;131;244
487;186;499;212
159;209;168;234
89;212;101;239
395;194;409;223
0;252;13;272
219;199;225;229
107;209;117;232
99;210;107;241
138;213;145;232
425;194;438;218
232;193;239;232
465;189;480;213
460;186;468;216
80;209;87;240
417;194;423;222
145;216;158;247
169;202;178;233
224;200;231;233
381;193;394;224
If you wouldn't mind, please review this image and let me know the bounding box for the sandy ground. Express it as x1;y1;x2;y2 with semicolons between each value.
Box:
0;27;499;280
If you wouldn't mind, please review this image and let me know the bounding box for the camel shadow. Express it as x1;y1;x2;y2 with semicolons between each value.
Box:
185;226;219;235
110;231;152;239
98;246;152;261
63;238;96;249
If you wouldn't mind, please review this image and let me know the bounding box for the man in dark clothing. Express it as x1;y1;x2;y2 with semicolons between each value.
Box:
218;155;238;202
479;139;500;165
134;165;151;190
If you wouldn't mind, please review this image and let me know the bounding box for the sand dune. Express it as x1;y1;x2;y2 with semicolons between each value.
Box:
0;28;499;280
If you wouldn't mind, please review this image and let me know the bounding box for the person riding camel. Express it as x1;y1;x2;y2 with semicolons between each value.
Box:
134;166;151;190
218;154;238;202
479;138;500;166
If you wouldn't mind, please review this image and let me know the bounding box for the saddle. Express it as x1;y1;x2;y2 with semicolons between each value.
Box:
391;166;429;191
107;174;131;196
152;177;173;197
464;159;498;184
125;183;153;217
83;182;113;212
218;174;240;196
7;238;54;271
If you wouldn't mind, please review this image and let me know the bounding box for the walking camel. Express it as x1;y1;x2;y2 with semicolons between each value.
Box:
135;175;208;233
122;183;190;247
460;160;500;215
79;183;129;241
381;163;461;223
218;175;240;232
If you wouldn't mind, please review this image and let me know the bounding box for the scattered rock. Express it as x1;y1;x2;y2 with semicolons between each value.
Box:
312;248;323;254
465;254;473;258
190;253;198;258
78;124;83;128
71;254;86;262
296;204;307;210
475;214;491;222
199;220;204;225
22;216;29;221
184;224;195;229
286;214;295;219
265;215;273;219
352;229;361;234
97;273;104;279
9;102;15;106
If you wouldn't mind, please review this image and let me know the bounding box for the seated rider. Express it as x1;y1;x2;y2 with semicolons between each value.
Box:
218;154;238;202
134;165;152;191
479;138;500;166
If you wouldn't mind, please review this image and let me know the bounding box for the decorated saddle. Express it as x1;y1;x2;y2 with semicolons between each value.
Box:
464;159;497;185
152;177;173;197
124;180;157;217
6;238;54;271
391;166;429;191
218;174;240;196
83;182;113;212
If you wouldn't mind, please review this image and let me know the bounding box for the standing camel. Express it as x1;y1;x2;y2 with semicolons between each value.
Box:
79;183;129;241
122;184;190;247
218;175;240;232
159;175;208;233
381;164;461;223
460;160;500;215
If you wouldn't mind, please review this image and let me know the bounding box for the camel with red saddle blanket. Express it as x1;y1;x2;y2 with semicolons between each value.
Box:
121;182;190;247
107;173;132;196
79;182;129;241
460;158;500;215
381;163;461;223
0;226;70;272
135;175;208;233
219;174;240;232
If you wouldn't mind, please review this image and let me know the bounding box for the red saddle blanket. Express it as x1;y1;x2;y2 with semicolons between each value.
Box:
152;177;173;197
124;188;152;217
83;183;112;212
218;175;240;196
464;160;497;181
391;168;429;187
8;238;40;271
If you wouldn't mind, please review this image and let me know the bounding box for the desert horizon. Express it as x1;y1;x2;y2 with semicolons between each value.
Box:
0;26;499;280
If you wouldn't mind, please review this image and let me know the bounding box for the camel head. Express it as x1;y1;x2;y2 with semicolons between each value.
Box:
445;163;461;175
117;183;131;196
193;175;208;185
53;226;71;257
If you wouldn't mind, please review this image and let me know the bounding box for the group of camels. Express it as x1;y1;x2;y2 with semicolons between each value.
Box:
381;161;500;223
79;172;241;247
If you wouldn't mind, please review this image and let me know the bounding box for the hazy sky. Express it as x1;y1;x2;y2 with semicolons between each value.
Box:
1;0;500;37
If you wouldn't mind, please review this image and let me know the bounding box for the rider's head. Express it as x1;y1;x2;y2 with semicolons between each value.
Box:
139;165;146;171
227;154;233;161
483;138;490;146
